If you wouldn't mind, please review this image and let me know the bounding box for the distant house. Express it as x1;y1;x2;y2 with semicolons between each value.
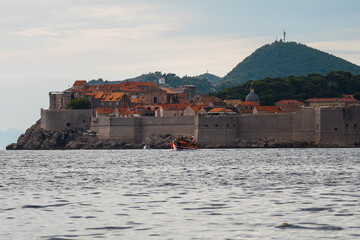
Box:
72;80;87;90
184;105;208;116
236;101;260;114
275;100;304;111
190;94;224;106
129;97;145;107
96;108;115;118
253;106;281;114
141;105;159;116
207;107;239;115
93;92;130;109
155;104;190;117
115;108;141;118
224;100;243;106
305;95;359;107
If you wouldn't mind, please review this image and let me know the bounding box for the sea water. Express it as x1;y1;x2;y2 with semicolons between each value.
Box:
0;149;360;239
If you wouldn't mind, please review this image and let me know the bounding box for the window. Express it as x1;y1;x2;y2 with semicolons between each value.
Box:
205;124;208;127
154;97;157;103
215;124;218;127
334;128;338;131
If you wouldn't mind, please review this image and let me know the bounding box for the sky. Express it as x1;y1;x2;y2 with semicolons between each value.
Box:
0;0;360;131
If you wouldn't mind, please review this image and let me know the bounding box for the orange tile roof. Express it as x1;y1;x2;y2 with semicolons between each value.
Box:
72;89;85;93
130;98;144;103
83;92;97;96
188;105;208;112
208;108;225;113
255;106;280;113
305;98;359;103
94;92;105;99
135;104;145;109
241;101;260;106
276;100;304;105
116;108;141;115
158;103;190;111
73;80;87;86
96;108;115;114
101;92;125;102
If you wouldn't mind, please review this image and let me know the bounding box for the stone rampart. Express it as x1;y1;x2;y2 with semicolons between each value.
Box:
91;116;195;144
41;109;92;131
316;106;360;145
40;105;360;147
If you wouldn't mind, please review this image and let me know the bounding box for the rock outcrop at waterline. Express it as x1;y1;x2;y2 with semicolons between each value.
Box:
6;120;173;150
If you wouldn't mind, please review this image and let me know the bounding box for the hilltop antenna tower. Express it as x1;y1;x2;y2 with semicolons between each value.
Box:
283;29;286;42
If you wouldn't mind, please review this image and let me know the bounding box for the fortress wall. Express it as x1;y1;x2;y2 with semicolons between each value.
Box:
195;116;239;146
293;107;316;142
237;114;294;140
91;117;143;143
41;109;92;131
318;106;360;145
141;116;195;138
91;116;195;144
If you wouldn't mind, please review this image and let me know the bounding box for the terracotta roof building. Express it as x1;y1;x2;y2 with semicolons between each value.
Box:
275;100;304;111
305;96;359;107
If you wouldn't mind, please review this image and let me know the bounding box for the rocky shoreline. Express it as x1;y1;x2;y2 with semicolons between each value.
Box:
6;120;351;150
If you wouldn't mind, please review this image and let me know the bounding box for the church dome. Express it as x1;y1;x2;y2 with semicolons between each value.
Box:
245;85;260;103
245;92;259;102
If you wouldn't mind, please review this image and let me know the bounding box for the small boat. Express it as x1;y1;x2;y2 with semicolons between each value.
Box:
170;135;198;150
143;144;151;150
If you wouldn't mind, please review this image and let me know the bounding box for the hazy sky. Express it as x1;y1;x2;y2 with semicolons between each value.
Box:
1;0;360;131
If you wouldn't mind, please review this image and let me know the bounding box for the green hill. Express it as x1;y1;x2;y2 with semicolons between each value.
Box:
214;71;360;106
196;73;222;85
219;41;360;89
88;72;214;94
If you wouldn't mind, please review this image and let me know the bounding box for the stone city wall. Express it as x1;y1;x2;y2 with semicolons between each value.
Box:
41;109;92;131
91;116;195;144
40;106;360;147
316;106;360;145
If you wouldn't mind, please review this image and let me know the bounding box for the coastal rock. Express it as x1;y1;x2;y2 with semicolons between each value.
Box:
6;120;172;150
142;134;173;149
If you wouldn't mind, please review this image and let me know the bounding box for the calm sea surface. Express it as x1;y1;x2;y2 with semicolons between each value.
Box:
1;149;360;240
